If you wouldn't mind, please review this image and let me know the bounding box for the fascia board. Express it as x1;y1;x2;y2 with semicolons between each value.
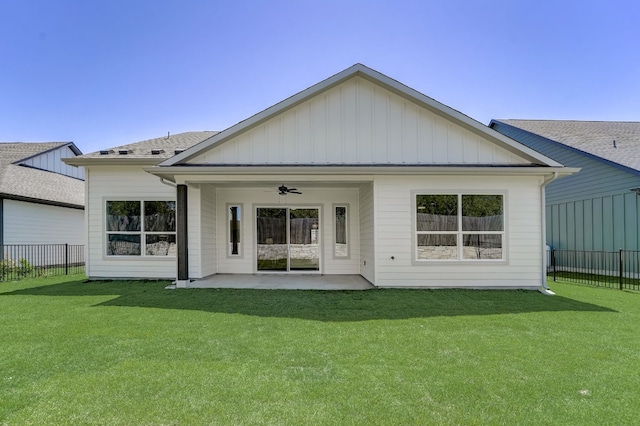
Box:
63;157;162;167
145;165;579;182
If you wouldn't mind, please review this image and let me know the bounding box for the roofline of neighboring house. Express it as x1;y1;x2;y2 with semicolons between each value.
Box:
13;142;83;164
489;120;640;178
0;193;84;210
160;64;564;168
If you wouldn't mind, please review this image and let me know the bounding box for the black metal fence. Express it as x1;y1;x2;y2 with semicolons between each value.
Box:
1;244;85;282
548;249;640;290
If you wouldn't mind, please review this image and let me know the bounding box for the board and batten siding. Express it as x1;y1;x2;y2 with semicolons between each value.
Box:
214;186;362;275
493;122;640;251
85;165;176;279
188;77;528;166
3;199;84;245
22;145;85;179
373;175;542;288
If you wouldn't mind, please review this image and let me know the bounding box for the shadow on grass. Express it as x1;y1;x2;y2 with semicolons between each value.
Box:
2;279;616;321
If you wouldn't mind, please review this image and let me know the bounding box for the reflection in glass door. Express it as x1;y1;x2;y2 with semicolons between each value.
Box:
256;207;320;272
289;208;319;271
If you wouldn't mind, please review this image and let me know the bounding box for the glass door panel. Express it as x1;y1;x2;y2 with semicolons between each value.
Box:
256;208;288;271
289;208;319;271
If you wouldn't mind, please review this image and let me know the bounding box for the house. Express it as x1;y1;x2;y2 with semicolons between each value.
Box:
65;64;577;290
0;142;85;265
490;120;640;252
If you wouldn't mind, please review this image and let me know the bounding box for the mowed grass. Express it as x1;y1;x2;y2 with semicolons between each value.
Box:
1;275;639;425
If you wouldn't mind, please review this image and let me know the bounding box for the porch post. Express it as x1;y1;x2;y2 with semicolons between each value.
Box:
176;184;189;287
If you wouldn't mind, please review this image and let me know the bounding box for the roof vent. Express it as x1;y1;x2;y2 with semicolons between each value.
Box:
174;149;184;155
151;149;165;155
99;150;112;155
118;150;132;155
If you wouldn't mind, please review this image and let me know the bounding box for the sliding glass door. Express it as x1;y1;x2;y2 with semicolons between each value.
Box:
256;207;319;272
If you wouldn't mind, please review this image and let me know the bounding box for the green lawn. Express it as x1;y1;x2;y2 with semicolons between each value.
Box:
1;275;639;425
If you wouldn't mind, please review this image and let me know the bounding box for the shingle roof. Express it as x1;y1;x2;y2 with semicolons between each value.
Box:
0;142;84;207
496;120;640;172
78;131;218;160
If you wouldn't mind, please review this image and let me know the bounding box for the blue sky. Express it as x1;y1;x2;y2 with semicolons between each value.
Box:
1;0;638;153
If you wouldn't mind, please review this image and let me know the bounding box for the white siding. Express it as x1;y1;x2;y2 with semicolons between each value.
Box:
373;175;542;288
3;199;84;244
22;145;85;179
187;184;217;279
85;165;176;279
189;77;528;166
215;185;361;274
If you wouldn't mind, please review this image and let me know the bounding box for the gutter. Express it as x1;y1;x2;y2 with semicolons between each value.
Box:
539;172;559;295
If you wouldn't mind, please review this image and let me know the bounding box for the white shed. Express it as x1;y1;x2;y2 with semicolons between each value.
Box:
66;64;577;290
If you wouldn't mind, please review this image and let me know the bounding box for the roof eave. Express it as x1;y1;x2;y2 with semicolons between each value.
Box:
63;157;164;167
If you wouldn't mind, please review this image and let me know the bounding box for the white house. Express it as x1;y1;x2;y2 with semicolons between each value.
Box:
66;64;577;290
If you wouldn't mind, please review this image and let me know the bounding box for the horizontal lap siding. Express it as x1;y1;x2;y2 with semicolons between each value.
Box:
215;186;361;274
359;182;375;283
3;200;84;244
86;166;176;279
374;175;541;288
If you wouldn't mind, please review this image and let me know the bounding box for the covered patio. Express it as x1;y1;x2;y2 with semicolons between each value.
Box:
169;274;374;290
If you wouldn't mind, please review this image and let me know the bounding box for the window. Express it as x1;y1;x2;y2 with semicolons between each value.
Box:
106;200;176;256
228;204;242;257
415;194;504;261
334;205;349;258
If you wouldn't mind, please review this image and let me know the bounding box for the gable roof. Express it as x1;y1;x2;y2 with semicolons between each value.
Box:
64;131;219;166
0;142;84;208
160;64;563;168
491;120;640;172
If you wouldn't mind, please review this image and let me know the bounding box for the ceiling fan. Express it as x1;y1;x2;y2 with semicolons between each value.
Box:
278;184;302;195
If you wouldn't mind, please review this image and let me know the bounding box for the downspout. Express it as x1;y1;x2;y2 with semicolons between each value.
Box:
539;172;559;295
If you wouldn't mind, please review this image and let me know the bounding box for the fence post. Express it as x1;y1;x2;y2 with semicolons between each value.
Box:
552;249;557;282
65;243;69;276
619;249;623;290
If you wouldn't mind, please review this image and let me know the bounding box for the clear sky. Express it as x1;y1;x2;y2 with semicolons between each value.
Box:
1;0;639;154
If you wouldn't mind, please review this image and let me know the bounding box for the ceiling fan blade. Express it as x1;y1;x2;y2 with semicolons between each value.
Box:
289;190;302;194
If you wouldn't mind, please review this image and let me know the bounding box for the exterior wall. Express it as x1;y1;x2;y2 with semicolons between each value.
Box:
187;184;217;278
85;165;176;279
22;145;85;179
359;182;375;283
3;199;84;245
214;186;361;275
493;122;640;251
190;77;528;166
373;174;543;288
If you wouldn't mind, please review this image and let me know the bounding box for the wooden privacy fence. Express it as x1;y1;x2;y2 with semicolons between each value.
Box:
549;249;640;290
1;244;85;281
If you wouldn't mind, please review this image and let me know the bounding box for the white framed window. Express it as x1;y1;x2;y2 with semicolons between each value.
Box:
415;194;504;261
106;200;176;256
333;204;349;258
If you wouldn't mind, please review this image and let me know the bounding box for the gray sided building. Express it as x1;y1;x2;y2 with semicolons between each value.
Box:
490;120;640;252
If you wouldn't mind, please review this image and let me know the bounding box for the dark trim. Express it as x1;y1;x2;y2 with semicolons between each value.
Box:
0;193;84;210
12;142;83;164
176;185;189;281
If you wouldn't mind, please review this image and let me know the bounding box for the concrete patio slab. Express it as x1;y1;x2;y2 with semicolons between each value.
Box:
171;274;374;290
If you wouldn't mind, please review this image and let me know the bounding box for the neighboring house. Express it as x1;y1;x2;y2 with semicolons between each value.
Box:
0;142;85;250
490;120;640;252
65;64;576;289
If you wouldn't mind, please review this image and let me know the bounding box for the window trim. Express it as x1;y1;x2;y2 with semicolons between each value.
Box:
332;203;350;259
104;198;177;258
411;190;508;264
